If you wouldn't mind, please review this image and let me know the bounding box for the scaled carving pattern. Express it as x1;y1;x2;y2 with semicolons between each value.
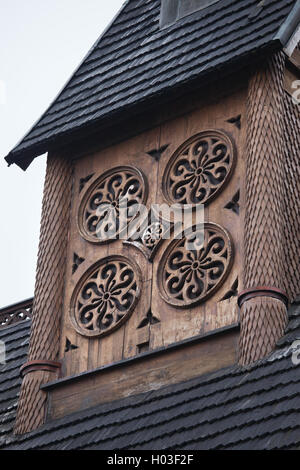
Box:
158;223;233;308
70;256;141;337
78;166;148;243
15;153;73;435
163;130;236;206
282;84;300;301
244;53;286;288
239;51;288;365
239;297;287;365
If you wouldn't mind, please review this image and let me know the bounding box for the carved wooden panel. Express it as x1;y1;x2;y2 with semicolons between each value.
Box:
59;87;246;376
157;223;233;308
162;130;236;206
70;256;141;338
78;166;148;244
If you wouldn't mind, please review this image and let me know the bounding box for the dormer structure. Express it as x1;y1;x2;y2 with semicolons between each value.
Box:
1;0;300;449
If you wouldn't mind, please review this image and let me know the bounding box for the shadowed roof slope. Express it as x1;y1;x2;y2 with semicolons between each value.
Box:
0;321;31;447
1;300;300;450
5;0;299;169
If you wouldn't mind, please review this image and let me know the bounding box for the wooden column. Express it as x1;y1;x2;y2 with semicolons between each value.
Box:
239;52;288;365
14;153;73;434
282;50;300;302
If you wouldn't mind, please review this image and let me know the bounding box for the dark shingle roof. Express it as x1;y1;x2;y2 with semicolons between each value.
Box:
2;300;300;450
5;0;299;169
0;321;31;448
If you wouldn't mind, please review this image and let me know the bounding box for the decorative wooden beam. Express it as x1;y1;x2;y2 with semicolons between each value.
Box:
238;287;289;309
0;298;33;329
20;360;61;378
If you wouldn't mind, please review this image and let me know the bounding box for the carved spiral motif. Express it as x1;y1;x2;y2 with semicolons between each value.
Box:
78;166;148;244
158;223;233;308
163;130;236;206
142;222;164;249
70;256;141;337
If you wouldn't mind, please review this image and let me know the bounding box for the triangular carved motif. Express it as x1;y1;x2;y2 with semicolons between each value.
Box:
72;253;85;274
147;144;169;162
65;338;78;353
220;278;239;302
227;115;241;130
225;190;240;215
137;310;160;329
79;173;94;193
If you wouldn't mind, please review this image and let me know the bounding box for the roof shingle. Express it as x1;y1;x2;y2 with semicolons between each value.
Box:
5;0;297;168
0;321;31;447
1;300;300;450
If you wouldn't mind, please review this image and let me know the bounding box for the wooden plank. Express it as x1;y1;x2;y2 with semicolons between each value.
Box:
57;84;247;377
48;328;239;420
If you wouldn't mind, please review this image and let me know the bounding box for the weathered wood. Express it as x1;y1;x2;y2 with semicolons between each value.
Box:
15;153;73;435
0;298;33;329
46;328;239;421
59;85;246;376
239;52;288;365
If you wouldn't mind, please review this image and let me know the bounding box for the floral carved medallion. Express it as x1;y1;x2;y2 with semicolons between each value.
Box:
70;256;142;337
157;223;233;308
124;213;172;262
78;166;148;244
162;130;236;206
142;222;164;249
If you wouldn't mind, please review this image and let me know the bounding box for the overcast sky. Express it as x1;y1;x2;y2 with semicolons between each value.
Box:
0;0;124;308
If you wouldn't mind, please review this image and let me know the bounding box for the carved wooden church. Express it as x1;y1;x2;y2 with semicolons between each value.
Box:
1;0;300;450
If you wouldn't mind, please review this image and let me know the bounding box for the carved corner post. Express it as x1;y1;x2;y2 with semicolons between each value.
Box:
282;50;300;302
14;153;73;435
239;52;288;365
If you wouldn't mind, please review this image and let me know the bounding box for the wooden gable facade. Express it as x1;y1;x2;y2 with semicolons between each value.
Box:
60;83;245;377
2;0;300;445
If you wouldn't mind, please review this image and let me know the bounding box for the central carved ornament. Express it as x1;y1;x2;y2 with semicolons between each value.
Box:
163;130;236;206
70;256;141;337
157;223;233;307
142;222;164;249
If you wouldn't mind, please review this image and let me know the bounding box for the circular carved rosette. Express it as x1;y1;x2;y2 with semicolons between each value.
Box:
162;130;236;207
70;256;142;338
142;222;164;250
78;166;148;244
157;223;233;308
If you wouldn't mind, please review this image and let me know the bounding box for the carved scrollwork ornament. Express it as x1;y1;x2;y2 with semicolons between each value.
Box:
157;223;233;308
162;130;236;207
70;256;142;338
124;212;171;262
77;166;148;244
142;222;164;249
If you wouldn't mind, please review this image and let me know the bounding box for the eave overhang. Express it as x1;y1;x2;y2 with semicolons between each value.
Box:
4;0;300;171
